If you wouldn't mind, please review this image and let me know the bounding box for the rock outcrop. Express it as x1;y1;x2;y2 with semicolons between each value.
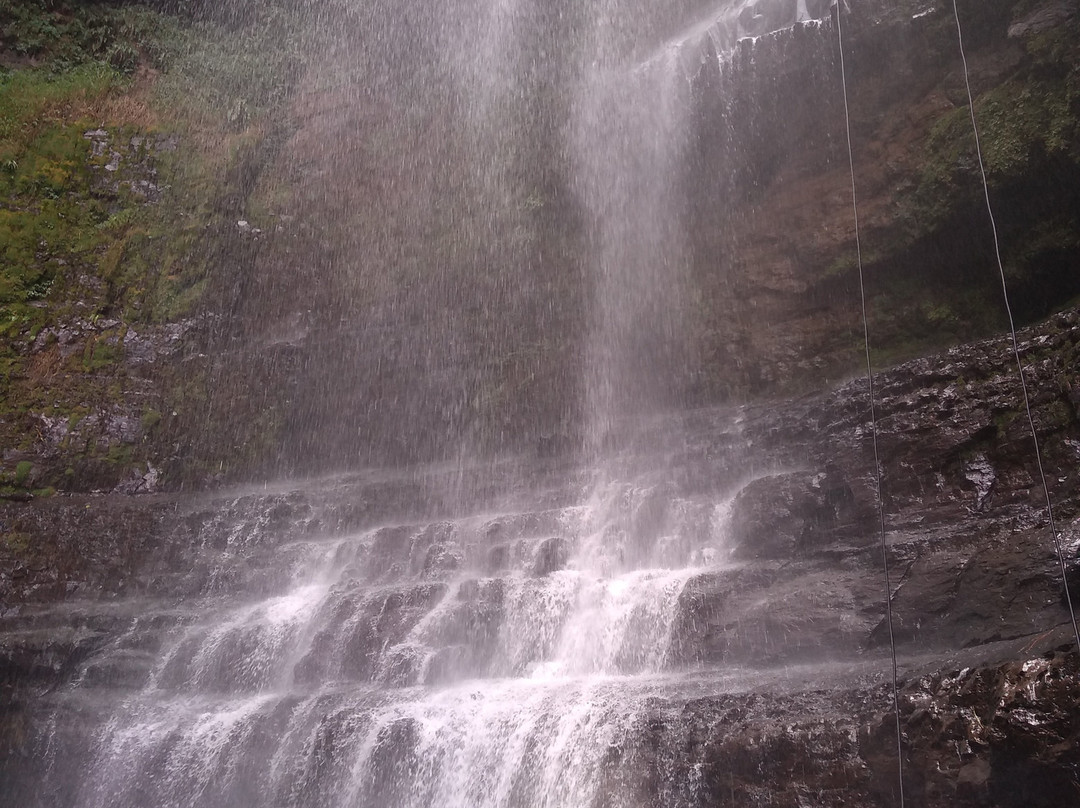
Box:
2;306;1078;806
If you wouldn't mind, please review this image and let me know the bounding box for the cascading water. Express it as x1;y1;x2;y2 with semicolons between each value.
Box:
69;455;745;807
15;3;889;808
9;2;1080;804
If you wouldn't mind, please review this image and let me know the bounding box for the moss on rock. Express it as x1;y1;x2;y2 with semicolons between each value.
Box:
0;0;311;491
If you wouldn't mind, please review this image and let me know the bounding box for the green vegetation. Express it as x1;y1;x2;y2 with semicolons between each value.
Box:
848;8;1080;369
0;0;312;489
914;73;1078;224
1;2;157;69
1;529;31;553
13;460;31;485
139;407;161;433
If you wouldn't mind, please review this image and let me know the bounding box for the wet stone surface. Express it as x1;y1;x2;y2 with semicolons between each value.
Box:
1;309;1079;806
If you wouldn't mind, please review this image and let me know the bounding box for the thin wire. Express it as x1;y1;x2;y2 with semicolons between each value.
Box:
835;6;906;805
950;0;1080;651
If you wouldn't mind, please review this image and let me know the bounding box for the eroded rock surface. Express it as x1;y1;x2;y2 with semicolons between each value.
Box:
1;308;1078;806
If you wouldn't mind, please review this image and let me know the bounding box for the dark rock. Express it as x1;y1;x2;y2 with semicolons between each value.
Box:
858;651;1080;808
363;717;422;807
1008;1;1076;38
728;468;870;559
531;536;569;575
1062;525;1080;605
486;542;511;573
422;541;462;578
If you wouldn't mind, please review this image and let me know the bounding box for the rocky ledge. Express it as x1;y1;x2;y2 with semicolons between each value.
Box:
671;305;1080;668
2;307;1079;806
597;647;1079;808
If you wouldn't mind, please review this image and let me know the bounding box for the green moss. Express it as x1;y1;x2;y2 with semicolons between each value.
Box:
82;335;122;371
856;13;1080;366
911;52;1080;233
922;302;958;325
0;117;129;338
140;407;161;433
1;530;31;554
0;63;119;155
0;1;319;486
104;443;133;467
13;459;32;485
1043;398;1075;430
994;408;1022;437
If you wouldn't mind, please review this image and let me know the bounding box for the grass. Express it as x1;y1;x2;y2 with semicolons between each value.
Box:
0;0;312;489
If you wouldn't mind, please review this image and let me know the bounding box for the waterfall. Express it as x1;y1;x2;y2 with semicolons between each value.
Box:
14;4;867;808
574;43;691;452
8;1;1080;803
67;455;746;808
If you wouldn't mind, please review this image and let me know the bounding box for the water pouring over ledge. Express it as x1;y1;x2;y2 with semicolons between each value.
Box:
54;398;901;808
200;0;843;474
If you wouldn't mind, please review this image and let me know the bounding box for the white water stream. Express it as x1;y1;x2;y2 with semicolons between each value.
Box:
75;470;739;808
70;4;839;806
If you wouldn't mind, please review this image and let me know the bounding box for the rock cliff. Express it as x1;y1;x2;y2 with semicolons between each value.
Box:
3;305;1079;806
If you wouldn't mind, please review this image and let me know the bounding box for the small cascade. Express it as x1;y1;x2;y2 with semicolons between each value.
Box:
69;425;745;807
637;0;834;71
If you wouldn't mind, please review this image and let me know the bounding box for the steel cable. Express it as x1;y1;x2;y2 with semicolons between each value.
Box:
834;5;906;805
950;0;1080;652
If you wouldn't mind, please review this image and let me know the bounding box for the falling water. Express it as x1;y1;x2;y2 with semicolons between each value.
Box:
573;35;691;450
65;457;745;808
17;3;855;808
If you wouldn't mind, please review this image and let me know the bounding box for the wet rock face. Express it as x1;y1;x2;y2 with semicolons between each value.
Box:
2;307;1080;806
532;536;570;575
871;651;1080;808
682;0;1080;407
5;308;1080;671
581;650;1080;808
661;308;1079;669
1008;1;1077;38
728;467;867;559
